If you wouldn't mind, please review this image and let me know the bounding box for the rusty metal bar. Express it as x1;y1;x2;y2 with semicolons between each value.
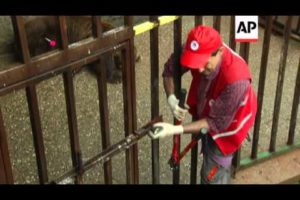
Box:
239;42;250;63
92;16;103;38
229;16;236;51
0;108;14;184
124;16;133;27
149;16;160;184
172;17;182;184
13;16;49;184
269;16;293;152
91;20;106;156
231;147;241;177
287;56;300;145
232;41;251;173
11;16;31;62
259;16;300;42
95;58;112;184
0;26;133;95
51;116;162;184
213;16;221;32
191;16;204;184
124;16;139;184
26;84;49;184
60;15;83;184
228;15;237;176
58;16;68;50
251;16;273;159
129;22;139;185
195;16;203;26
121;44;135;184
296;17;300;33
63;70;83;184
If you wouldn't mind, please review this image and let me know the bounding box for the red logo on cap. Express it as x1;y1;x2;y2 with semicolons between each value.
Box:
190;40;199;51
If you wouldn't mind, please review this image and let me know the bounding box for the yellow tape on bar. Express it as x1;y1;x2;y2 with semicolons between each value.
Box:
133;16;180;36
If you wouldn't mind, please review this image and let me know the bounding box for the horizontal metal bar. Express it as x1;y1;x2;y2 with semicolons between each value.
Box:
134;16;180;35
239;140;300;170
0;42;127;96
0;27;132;95
50;116;163;184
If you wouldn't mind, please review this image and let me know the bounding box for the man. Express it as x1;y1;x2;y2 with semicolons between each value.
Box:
149;25;257;184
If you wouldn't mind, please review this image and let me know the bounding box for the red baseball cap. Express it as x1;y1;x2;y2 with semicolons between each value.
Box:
180;25;222;69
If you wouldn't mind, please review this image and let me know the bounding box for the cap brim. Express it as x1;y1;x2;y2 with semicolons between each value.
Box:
180;50;210;69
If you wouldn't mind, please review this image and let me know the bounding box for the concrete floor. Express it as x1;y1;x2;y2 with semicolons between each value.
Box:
0;16;299;184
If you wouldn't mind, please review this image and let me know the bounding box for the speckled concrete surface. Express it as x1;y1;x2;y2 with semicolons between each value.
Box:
0;16;299;184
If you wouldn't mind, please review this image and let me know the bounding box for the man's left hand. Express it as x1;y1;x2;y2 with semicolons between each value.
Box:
148;122;184;139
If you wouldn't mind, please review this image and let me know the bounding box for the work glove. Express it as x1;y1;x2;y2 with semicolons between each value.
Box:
167;94;188;121
149;122;184;139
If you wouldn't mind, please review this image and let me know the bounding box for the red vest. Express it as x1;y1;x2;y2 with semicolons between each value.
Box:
186;45;257;156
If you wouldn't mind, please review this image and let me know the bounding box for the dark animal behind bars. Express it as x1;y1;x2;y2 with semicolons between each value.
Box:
22;16;140;83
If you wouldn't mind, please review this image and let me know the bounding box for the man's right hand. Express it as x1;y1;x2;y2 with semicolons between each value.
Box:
167;94;188;121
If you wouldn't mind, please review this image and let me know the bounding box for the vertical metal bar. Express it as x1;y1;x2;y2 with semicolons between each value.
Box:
232;41;250;174
121;45;135;184
0;108;14;184
124;16;139;184
58;16;69;50
229;15;238;177
26;85;49;184
229;16;236;51
287;57;300;145
92;16;103;38
95;58;112;184
296;16;300;33
173;17;182;184
195;16;203;26
129;27;139;185
149;16;160;184
124;16;133;27
269;16;293;152
11;16;31;62
213;16;222;32
239;42;250;63
93;16;112;184
192;15;203;184
63;70;83;184
60;16;83;184
231;148;241;177
251;16;273;159
12;16;49;184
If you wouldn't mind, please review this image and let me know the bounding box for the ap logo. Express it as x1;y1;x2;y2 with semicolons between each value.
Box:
235;16;258;42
